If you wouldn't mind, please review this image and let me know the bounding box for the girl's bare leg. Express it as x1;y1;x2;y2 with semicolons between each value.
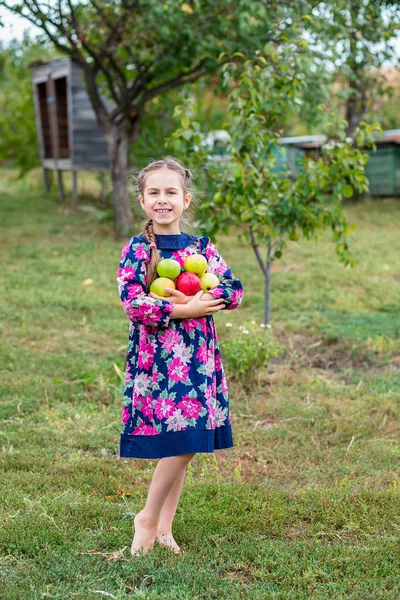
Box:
156;464;188;553
131;452;195;556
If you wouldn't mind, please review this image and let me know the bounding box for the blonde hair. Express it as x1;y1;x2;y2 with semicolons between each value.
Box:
128;156;201;290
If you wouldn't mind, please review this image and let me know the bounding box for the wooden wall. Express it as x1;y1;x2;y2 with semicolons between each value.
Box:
70;61;110;171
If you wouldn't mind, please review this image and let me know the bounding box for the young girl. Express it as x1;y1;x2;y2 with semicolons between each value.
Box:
116;156;243;556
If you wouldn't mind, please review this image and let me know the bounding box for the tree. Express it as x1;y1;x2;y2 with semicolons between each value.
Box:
167;23;381;325
310;0;400;138
0;37;60;175
0;0;284;238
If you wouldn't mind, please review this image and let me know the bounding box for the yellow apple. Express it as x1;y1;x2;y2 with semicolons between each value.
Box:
150;277;176;297
183;253;207;275
199;272;220;292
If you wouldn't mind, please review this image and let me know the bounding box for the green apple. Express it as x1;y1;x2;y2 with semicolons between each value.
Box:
199;272;220;292
183;253;207;275
150;277;176;297
156;258;181;279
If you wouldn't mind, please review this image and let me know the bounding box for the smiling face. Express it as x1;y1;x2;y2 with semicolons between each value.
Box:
139;167;192;234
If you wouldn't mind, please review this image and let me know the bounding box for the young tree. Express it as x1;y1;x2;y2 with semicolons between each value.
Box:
167;24;381;325
0;0;282;238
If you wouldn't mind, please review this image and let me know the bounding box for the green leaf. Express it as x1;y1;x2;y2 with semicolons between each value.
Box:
233;164;242;179
240;208;253;222
181;130;193;140
181;116;190;129
341;184;354;198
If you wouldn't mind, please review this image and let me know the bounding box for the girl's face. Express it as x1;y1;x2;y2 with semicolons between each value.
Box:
139;168;192;234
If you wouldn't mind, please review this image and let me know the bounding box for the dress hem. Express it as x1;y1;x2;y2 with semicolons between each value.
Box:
120;424;234;459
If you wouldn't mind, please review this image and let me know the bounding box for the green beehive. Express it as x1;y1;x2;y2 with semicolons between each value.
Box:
364;143;400;196
271;144;307;177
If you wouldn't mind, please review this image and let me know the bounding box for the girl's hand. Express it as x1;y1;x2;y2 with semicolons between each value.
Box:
149;288;192;305
185;291;225;318
200;292;215;302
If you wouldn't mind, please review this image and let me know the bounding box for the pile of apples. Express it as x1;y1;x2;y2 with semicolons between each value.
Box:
150;253;220;297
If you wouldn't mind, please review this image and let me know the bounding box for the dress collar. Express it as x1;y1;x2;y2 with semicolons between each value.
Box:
138;232;199;250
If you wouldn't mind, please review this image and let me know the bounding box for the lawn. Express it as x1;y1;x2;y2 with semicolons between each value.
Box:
0;168;399;599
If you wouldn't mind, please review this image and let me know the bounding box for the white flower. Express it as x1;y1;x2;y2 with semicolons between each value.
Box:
242;329;249;334
173;341;193;364
266;324;272;328
75;413;81;419
165;409;188;432
259;323;266;328
225;322;233;327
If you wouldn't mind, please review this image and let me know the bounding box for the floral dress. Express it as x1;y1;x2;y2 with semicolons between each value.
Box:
116;231;243;459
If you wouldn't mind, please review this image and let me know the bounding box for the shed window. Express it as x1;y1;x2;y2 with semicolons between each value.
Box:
38;82;52;158
54;77;69;159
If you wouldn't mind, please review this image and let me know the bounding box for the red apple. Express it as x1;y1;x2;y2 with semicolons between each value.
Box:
175;271;201;295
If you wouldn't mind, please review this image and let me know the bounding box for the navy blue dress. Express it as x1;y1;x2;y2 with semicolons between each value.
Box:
116;231;243;459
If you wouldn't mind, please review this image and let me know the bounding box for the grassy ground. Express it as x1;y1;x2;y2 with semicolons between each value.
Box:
1;168;399;599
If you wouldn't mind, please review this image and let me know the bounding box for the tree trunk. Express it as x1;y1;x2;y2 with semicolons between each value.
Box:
265;241;272;326
345;67;367;139
106;126;134;239
345;94;359;139
345;96;367;139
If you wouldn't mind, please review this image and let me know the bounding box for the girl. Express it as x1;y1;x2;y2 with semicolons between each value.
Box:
116;156;243;556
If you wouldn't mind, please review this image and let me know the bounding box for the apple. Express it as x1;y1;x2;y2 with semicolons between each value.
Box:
156;258;181;279
150;277;176;297
199;272;220;292
183;253;207;275
175;271;201;295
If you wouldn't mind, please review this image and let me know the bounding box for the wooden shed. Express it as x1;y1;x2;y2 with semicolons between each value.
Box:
29;57;111;204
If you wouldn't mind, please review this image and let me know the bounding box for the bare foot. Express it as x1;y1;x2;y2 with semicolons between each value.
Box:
131;510;158;556
156;531;182;554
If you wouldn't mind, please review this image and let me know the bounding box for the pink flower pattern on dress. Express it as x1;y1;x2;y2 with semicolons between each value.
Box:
195;340;208;364
124;361;133;383
154;396;176;420
140;394;154;419
159;329;180;352
138;338;154;370
117;234;243;447
177;395;203;419
168;357;190;384
122;405;131;424
133;422;159;435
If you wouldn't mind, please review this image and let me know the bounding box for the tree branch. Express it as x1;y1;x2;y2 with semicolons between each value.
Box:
143;59;209;103
64;0;120;106
86;0;129;92
2;0;79;59
250;228;267;277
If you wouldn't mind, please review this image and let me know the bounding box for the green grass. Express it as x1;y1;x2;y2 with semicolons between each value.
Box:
1;168;399;599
